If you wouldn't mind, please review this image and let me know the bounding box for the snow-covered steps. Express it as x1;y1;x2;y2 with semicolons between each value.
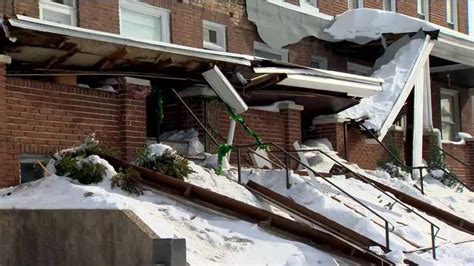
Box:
102;154;393;265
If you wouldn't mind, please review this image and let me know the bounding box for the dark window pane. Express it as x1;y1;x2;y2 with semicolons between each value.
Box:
20;163;45;183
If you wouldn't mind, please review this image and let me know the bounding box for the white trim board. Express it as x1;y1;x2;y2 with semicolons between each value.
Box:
377;35;434;141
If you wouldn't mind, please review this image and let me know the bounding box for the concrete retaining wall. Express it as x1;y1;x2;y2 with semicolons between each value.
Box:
0;209;186;266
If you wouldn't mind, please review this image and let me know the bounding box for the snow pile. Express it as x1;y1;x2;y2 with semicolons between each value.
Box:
338;37;424;131
250;100;296;112
299;138;338;173
442;132;473;145
1;143;337;265
160;129;205;156
324;9;437;44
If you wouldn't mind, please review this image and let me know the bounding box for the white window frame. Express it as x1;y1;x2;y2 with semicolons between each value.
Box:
417;0;430;21
119;0;170;43
383;0;396;12
203;20;227;51
39;0;77;26
254;41;289;62
300;0;318;11
440;88;460;140
446;0;458;30
311;56;328;69
347;62;372;76
348;0;363;9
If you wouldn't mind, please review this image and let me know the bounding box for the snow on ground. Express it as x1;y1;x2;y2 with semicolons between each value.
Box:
234;139;474;264
0;147;336;265
2;141;473;265
337;36;425;131
159;128;205;156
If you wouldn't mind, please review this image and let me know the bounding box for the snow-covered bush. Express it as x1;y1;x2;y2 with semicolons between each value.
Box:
135;145;194;180
111;168;143;195
427;140;462;191
377;135;409;180
55;154;106;185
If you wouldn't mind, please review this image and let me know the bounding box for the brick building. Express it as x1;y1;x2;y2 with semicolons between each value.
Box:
0;0;473;188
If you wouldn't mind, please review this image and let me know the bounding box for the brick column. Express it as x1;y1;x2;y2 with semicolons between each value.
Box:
118;78;150;162
280;103;303;150
0;57;20;187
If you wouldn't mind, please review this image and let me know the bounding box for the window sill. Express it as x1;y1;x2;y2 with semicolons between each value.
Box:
203;42;226;52
266;0;333;20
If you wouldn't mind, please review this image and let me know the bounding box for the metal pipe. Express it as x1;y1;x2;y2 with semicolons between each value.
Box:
171;88;219;146
431;224;437;259
419;168;425;195
237;147;242;184
285;153;290;189
385;220;390;251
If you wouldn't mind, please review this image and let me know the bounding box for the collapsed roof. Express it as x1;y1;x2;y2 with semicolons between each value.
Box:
0;14;382;116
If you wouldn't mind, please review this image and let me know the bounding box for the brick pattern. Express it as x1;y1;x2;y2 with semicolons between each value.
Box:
0;77;148;186
309;123;405;170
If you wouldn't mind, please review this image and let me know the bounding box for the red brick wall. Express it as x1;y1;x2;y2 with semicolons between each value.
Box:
309;122;405;170
0;77;147;187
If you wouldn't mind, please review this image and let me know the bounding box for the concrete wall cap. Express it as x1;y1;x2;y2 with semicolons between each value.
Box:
0;54;12;64
124;77;151;87
278;102;304;111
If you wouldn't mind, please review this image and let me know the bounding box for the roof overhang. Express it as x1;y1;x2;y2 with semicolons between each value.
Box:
0;15;254;79
254;67;383;98
0;15;384;116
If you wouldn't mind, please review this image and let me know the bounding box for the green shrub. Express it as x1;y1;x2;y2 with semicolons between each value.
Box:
135;148;194;180
111;168;143;196
427;134;462;191
55;154;106;185
377;135;409;179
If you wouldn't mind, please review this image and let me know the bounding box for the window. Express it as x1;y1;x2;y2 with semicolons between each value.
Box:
311;56;328;69
348;0;363;9
20;154;48;184
347;62;372;76
254;42;289;62
203;21;226;51
446;0;458;30
300;0;318;9
120;0;170;42
383;0;396;12
440;89;460;140
39;0;77;26
417;0;429;20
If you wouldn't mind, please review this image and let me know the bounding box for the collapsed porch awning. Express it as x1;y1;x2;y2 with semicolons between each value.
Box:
253;67;383;98
0;14;383;116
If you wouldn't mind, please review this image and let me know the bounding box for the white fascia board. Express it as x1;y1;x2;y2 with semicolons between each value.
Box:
9;15;253;66
377;35;434;141
277;74;382;98
202;65;248;114
432;36;474;67
254;67;384;85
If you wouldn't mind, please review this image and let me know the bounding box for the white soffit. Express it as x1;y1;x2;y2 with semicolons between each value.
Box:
277;74;382;98
7;15;254;66
202;65;248;114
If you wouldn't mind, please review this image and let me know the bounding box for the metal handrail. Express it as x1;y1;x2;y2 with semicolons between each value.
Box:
435;146;472;170
296;147;440;259
234;142;396;251
355;121;473;193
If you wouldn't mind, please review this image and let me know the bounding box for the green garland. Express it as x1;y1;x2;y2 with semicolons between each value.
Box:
157;94;164;124
215;106;269;175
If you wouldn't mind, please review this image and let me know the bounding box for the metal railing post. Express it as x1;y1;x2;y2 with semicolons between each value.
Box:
385;220;390;251
419;167;425;195
431;224;437;260
285;153;290;189
237;147;242;184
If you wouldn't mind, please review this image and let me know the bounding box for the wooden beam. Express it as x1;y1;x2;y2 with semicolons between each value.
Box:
43;46;79;69
94;47;128;70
